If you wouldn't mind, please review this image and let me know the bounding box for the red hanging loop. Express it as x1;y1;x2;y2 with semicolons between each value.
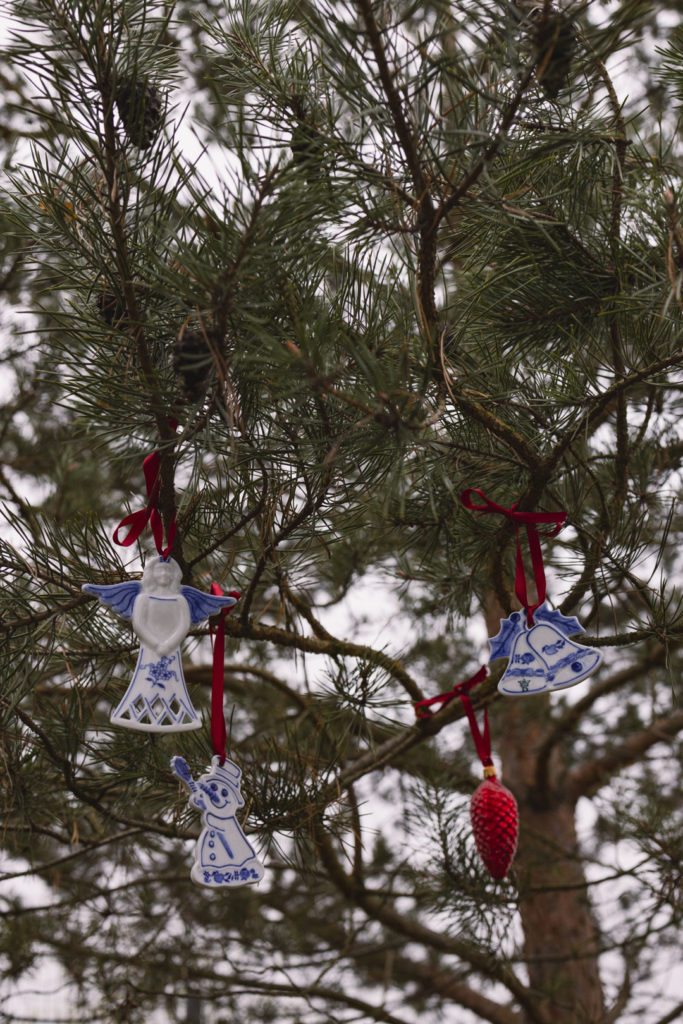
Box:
113;422;179;558
415;665;492;767
461;488;566;625
414;665;488;718
209;583;241;765
459;691;493;768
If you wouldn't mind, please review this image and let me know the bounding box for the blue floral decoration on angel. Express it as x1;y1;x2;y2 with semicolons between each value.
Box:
82;558;238;731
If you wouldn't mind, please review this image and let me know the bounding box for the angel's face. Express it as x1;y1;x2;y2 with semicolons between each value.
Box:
143;558;181;594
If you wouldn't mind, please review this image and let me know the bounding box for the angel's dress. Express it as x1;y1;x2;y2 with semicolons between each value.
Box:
192;811;265;888
112;641;199;731
112;591;201;731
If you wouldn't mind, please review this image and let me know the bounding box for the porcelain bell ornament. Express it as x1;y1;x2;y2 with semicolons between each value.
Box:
491;603;602;696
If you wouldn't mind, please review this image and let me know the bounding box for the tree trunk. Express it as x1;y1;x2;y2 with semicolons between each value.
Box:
497;699;605;1024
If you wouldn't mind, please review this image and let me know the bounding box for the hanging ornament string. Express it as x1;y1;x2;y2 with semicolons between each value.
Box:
414;665;487;718
461;488;566;626
209;583;241;765
113;421;179;558
414;665;492;767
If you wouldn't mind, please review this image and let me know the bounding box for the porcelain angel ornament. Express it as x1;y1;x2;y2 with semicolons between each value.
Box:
82;558;238;731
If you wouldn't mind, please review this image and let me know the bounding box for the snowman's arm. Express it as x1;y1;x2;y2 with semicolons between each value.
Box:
170;757;208;812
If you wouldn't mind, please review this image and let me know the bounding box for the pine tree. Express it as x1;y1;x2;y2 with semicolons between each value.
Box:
1;2;682;1024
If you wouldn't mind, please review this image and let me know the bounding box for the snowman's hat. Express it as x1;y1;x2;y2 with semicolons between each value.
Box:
206;755;242;788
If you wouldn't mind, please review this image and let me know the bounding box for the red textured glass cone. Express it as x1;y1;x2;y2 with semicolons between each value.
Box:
470;775;519;879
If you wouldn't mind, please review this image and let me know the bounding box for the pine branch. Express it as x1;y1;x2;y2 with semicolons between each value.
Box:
436;63;538;224
128;977;414;1024
355;0;439;333
238;474;333;623
0;593;92;633
440;372;543;474
582;624;683;647
312;823;551;1024
597;53;630;527
0;872;192;921
566;708;683;802
279;576;336;642
3;702;188;840
355;0;426;196
534;651;667;798
543;349;683;472
185;660;313;714
186;474;268;569
3;2;683;1019
388;953;524;1024
214;981;414;1024
223;605;425;703
651;1002;683;1024
94;37;180;559
187;656;486;802
0;828;146;884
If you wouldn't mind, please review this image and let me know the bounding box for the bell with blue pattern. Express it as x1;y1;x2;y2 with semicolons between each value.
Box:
527;622;601;689
491;604;601;696
496;621;551;696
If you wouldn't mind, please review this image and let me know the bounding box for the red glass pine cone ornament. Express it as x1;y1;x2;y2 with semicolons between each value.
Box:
470;765;518;880
413;666;519;879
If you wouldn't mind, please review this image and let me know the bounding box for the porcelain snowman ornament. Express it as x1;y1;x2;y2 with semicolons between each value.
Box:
171;755;265;887
82;558;238;731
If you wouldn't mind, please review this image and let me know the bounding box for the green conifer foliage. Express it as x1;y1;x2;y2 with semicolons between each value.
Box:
0;2;682;1023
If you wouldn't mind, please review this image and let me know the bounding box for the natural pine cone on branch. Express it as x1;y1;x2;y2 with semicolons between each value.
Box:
512;2;576;99
534;10;576;99
172;325;225;406
114;76;165;150
95;288;128;327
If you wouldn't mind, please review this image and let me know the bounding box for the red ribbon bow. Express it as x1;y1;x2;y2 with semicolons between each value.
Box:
461;488;566;626
209;583;241;765
415;666;492;767
113;423;179;558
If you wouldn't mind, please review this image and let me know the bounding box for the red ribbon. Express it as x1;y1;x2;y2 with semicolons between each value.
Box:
209;583;241;765
414;665;492;767
113;423;179;558
461;488;566;626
